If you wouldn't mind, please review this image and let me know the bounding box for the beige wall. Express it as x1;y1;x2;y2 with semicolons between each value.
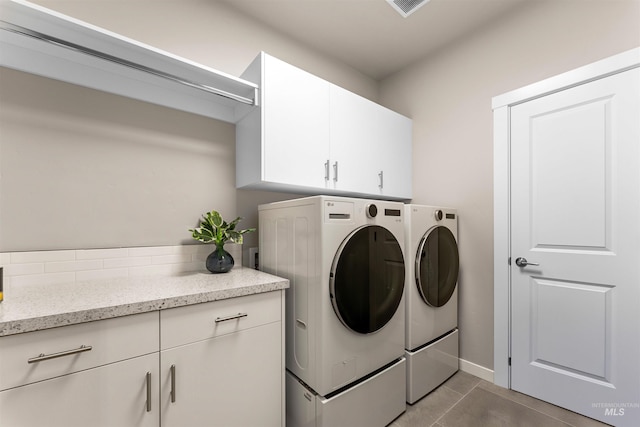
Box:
379;0;640;369
3;0;638;370
28;0;379;100
0;0;376;255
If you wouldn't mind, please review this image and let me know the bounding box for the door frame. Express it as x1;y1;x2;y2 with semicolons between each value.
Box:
492;47;640;389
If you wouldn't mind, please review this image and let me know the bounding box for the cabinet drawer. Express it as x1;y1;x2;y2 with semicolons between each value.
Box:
0;311;158;391
161;290;282;350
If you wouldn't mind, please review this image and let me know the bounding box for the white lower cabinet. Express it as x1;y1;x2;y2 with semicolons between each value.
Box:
160;291;284;427
0;291;284;427
160;322;282;427
0;353;159;427
0;312;160;427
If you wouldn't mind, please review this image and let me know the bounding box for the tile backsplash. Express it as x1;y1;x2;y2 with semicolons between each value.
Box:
0;244;242;287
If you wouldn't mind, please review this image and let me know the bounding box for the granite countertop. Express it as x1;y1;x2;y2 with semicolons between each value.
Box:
0;267;289;337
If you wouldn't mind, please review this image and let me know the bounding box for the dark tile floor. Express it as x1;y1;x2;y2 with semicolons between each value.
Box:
390;371;610;427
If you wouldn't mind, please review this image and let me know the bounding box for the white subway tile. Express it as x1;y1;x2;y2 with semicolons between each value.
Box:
196;245;214;254
152;254;192;265
76;248;129;260
128;264;178;277
103;256;152;269
175;262;207;273
10;272;75;286
3;263;45;276
174;245;204;255
11;250;75;264
76;268;128;281
0;253;11;265
226;244;242;262
128;246;174;257
46;259;103;273
192;253;208;262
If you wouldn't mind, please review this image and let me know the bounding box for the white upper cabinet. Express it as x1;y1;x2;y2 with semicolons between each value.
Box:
236;52;412;200
236;53;331;191
0;0;258;122
329;84;412;199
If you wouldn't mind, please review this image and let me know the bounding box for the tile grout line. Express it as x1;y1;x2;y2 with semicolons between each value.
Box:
478;385;579;427
430;379;482;426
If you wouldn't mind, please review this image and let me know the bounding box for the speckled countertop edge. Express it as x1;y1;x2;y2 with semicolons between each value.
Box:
0;267;289;337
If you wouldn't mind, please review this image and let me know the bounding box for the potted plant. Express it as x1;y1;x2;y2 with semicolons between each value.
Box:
189;210;255;273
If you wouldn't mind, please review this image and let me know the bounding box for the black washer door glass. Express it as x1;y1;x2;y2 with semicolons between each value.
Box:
416;226;459;307
330;225;405;334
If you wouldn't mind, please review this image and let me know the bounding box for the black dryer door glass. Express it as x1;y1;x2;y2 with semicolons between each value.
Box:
330;225;405;334
416;226;459;307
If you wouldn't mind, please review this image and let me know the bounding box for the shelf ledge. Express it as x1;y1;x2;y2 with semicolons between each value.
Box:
0;0;258;123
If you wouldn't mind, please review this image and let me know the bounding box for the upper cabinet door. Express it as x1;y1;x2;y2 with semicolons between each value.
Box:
262;55;331;189
374;106;412;199
236;53;330;191
330;85;412;199
329;84;380;194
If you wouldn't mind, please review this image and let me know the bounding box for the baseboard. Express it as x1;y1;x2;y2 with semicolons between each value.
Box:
459;358;494;383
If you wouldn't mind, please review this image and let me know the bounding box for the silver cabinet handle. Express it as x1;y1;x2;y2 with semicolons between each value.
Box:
333;161;339;182
170;364;176;403
27;345;92;364
378;170;384;189
324;160;330;181
146;372;152;412
515;257;539;267
215;312;248;323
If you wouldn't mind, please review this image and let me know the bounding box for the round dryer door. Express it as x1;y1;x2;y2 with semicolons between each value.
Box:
416;226;459;307
330;225;405;334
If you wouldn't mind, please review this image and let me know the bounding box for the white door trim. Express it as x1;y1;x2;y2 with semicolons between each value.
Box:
492;47;640;389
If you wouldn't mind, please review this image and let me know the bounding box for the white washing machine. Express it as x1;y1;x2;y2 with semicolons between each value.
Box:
404;204;460;404
259;195;407;427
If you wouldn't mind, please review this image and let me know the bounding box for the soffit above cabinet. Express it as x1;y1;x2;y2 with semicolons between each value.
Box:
0;0;258;123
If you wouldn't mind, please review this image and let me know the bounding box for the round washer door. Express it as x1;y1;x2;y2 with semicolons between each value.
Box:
416;225;459;307
330;225;405;334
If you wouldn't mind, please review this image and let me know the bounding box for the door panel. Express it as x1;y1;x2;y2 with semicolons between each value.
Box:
530;96;611;250
531;278;611;380
510;68;639;426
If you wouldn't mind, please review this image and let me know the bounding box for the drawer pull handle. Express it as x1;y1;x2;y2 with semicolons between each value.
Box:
27;345;92;364
146;372;152;412
214;312;248;323
170;364;176;403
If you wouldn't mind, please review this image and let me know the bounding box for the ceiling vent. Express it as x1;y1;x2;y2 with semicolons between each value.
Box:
386;0;431;17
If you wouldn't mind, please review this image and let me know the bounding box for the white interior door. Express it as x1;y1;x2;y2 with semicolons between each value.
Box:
510;68;640;426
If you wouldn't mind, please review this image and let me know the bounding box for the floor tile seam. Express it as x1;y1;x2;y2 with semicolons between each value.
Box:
443;377;482;399
430;386;469;426
478;384;577;427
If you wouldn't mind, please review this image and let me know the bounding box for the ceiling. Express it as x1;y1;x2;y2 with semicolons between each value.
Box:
219;0;529;80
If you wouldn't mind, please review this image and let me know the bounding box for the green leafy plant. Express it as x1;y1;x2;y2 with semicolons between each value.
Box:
189;210;255;249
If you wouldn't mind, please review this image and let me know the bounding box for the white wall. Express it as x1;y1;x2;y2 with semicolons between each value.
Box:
379;0;640;370
0;0;377;255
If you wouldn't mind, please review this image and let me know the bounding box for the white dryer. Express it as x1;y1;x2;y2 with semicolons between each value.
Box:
404;204;460;404
259;196;407;427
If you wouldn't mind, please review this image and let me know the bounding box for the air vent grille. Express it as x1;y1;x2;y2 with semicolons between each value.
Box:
386;0;430;17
